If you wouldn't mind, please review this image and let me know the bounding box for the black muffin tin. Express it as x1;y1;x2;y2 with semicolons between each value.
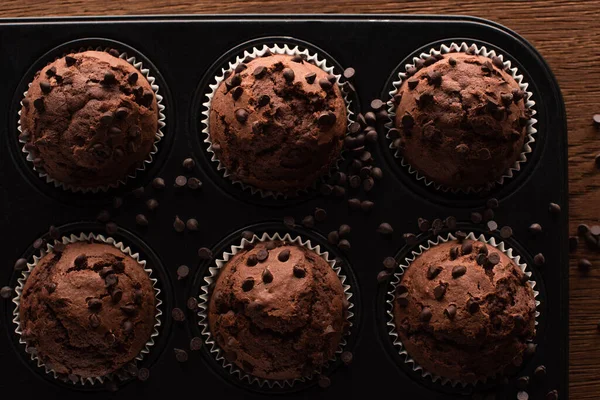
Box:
0;15;568;399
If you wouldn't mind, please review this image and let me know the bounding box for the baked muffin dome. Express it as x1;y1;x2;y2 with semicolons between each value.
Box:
209;54;347;194
393;239;536;383
208;240;347;380
19;241;157;379
394;52;530;189
19;50;158;188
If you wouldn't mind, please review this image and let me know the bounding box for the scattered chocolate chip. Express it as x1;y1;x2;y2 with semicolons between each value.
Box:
370;98;385;110
483;208;495;222
0;286;13;299
377;270;391;284
418;218;430;232
318;111;337;127
338;239;351;251
182;158;195;170
377;223;394;235
327;231;340;245
361;200;375;213
172;308;185;322
137;367;150;382
569;236;579;252
152;177;165;190
487;220;498;232
427;265;443;280
146;198;159;211
383;257;397;270
283;216;295;229
33;238;45;250
185;218;199;231
174;348;188;363
534;365;547;379
433;283;447;300
241;230;254;241
420;307;432;322
471;212;483;224
173;216;185;233
486;198;499;209
318;375;331;389
534;253;545;266
132;186;145;198
546;390;558;400
500;226;513;239
444;304;457;320
517;391;529;400
455;231;467;242
105;222;118;235
198;247;213;260
177;265;190;280
529;223;542;234
14;258;27;271
135;214;149;227
262;267;274;283
549;202;561;214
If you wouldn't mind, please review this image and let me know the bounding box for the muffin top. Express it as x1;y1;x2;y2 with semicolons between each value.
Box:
394;52;530;189
208;240;347;380
209;54;347;194
393;239;536;383
19;241;157;379
19;50;158;188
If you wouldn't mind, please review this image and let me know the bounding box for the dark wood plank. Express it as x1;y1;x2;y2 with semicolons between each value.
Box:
2;1;599;398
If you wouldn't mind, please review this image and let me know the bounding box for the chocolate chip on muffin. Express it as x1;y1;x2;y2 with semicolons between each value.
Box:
208;240;348;380
18;241;156;379
19;50;158;188
394;52;530;189
209;54;347;194
393;239;536;382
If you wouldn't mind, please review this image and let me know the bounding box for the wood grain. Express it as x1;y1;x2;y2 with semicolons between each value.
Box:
2;0;600;398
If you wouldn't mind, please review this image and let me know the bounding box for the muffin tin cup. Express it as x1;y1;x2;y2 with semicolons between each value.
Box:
385;232;541;388
384;42;538;194
17;46;167;194
200;42;355;199
197;231;355;389
12;232;163;386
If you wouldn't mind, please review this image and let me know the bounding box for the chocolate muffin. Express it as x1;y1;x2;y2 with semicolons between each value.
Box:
394;52;531;189
19;50;158;189
208;240;347;380
393;239;536;383
18;241;157;379
209;54;347;194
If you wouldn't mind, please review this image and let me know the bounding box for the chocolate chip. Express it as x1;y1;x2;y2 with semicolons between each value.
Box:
500;226;513;239
420;307;432;322
471;212;483;224
0;286;12;299
260;267;273;283
427;265;443;280
234;63;248;73
361;200;375;212
33;238;45;250
186;297;198;310
461;241;473;255
187;177;202;190
255;248;268;262
569;236;579;252
120;304;137;316
534;253;545;266
252;65;267;78
13;258;27;271
105;222;118;235
491;56;504;70
407;78;419;90
103;71;116;85
33;98;45;112
318;78;332;91
363;177;375;192
111;289;123;303
396;291;409;307
241;231;254;241
96;209;111;223
146;198;159;211
174;348;188;363
449;246;459;260
338;239;351;251
123;320;133;334
546;390;558;400
177;265;190;280
282;68;295;82
198;247;213;260
433;283;447;300
527;223;542;235
377;270;391;284
426;70;442;86
317;375;331;389
444;304;457;319
377;223;394;235
383;257;397;270
186;218;199;231
39;81;52;94
242;277;255;292
287;264;305;279
73;254;87;268
233;108;248;123
487;220;498;232
347;198;361;210
455;231;467;242
133;214;148;228
172;307;185;322
369;99;385;111
467;298;480;313
65;55;76;66
276;249;290;262
532;364;547;380
168;216;184;234
452;265;467;278
517;391;529;400
549;202;561;214
418;218;430;232
487;252;501;266
478;148;491;160
447;57;457;66
132;186;145;197
303;71;317;84
578;259;592;271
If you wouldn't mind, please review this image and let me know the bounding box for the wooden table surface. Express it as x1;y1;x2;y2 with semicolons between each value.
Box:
2;0;599;398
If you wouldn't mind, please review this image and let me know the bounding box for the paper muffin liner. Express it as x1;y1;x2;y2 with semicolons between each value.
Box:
12;232;163;386
385;42;538;194
386;232;540;388
198;232;355;388
17;46;167;193
200;43;354;199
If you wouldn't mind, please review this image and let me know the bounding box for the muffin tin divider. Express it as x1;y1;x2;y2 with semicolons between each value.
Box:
0;15;567;399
